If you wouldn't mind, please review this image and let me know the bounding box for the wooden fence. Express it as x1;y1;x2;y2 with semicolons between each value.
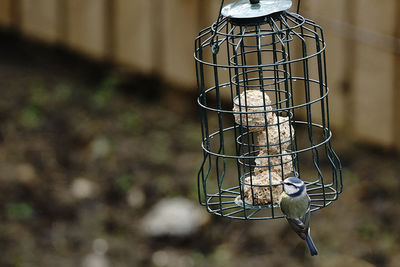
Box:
0;0;399;151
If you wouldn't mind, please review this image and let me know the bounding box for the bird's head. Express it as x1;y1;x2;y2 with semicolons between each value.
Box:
282;177;305;197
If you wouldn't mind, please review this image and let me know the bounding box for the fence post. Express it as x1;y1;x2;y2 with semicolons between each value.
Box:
19;0;60;43
0;0;13;28
66;0;107;59
161;0;199;88
113;0;153;74
352;0;397;147
393;0;400;151
302;0;347;130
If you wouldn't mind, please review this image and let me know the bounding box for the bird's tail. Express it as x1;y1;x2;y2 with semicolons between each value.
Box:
306;234;318;256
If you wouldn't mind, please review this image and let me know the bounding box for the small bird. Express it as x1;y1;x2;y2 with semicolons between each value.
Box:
279;177;318;256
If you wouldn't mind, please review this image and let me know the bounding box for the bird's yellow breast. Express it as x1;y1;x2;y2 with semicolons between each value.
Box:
279;191;309;218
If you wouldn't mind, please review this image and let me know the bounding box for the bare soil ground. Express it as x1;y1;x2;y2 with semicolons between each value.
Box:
0;31;399;267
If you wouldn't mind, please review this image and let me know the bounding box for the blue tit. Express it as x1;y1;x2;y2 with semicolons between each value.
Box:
279;177;318;256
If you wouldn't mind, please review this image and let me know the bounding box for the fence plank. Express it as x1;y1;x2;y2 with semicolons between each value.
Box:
395;52;400;150
113;0;153;73
19;0;60;43
161;0;199;88
355;0;397;36
351;0;397;147
66;0;107;59
323;33;347;130
301;0;347;130
201;0;219;28
0;0;12;27
395;1;400;151
197;0;232;100
352;43;395;146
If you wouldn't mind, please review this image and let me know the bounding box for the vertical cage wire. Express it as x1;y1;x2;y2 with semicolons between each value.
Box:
195;10;343;220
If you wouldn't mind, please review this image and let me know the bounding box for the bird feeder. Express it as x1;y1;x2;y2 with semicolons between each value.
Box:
195;0;343;220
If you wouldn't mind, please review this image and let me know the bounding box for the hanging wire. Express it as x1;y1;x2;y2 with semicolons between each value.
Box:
296;0;301;14
306;12;400;54
216;0;225;25
210;0;226;54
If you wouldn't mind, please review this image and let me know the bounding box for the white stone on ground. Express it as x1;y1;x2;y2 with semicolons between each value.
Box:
92;239;108;255
81;254;109;267
81;239;109;267
126;187;145;208
142;197;209;237
70;178;98;199
16;163;37;184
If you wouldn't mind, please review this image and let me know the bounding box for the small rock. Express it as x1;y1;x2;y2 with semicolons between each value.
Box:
81;253;109;267
90;136;111;160
152;250;169;267
82;238;110;267
71;178;98;199
127;187;145;208
92;238;108;255
142;197;209;237
16;163;37;184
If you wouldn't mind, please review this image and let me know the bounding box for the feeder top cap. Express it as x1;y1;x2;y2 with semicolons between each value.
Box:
221;0;292;19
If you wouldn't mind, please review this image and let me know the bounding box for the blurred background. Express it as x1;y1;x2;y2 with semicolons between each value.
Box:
0;0;399;266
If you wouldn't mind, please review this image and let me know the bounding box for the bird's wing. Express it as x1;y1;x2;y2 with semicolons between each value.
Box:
286;194;312;240
304;194;312;228
287;217;307;240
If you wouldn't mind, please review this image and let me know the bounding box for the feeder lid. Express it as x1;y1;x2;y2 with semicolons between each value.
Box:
221;0;292;19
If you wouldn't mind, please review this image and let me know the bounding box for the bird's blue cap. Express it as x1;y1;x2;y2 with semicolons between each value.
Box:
283;177;304;187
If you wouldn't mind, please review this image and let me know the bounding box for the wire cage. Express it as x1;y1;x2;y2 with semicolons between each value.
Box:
195;0;343;220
